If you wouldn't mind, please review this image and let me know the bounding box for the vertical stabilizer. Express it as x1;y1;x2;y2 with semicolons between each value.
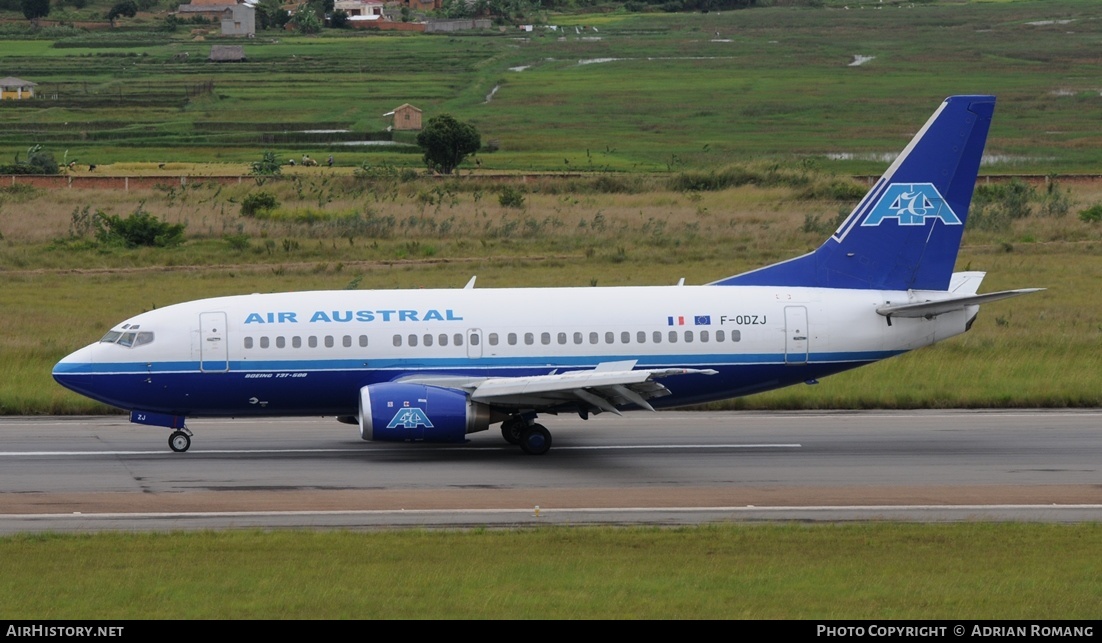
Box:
714;95;995;291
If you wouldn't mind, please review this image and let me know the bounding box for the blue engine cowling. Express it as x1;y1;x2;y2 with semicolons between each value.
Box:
359;382;493;443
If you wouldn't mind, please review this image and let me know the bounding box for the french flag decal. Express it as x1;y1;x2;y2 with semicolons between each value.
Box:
667;316;685;326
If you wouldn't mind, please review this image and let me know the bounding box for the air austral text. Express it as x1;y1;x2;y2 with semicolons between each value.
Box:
7;625;123;637
243;309;463;324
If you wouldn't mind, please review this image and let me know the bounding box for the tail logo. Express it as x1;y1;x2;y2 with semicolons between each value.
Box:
861;183;961;227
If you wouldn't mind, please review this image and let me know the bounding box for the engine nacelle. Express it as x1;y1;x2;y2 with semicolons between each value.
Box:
358;382;493;443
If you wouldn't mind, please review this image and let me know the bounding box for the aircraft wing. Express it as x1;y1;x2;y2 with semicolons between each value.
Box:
402;360;717;415
876;288;1044;319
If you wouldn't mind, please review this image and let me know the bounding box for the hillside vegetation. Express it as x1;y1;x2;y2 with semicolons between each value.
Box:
0;0;1101;173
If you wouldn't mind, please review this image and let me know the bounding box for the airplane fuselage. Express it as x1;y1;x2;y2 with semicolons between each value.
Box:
53;284;972;418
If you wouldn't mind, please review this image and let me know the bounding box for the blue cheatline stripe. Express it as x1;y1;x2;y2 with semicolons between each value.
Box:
54;350;905;376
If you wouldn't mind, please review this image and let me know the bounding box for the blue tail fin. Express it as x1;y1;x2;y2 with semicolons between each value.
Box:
713;95;995;291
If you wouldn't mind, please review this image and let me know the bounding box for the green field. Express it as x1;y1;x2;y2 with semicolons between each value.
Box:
3;524;1101;619
1;0;1102;172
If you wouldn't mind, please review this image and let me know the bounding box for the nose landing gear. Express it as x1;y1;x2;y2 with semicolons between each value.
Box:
169;428;193;453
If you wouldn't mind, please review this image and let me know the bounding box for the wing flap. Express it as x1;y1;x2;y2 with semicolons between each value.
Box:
469;362;717;412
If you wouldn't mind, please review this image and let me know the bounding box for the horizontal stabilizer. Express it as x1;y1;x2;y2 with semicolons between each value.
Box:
876;288;1044;319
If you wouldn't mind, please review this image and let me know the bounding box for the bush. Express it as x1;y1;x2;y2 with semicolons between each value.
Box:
0;145;60;175
498;185;526;209
94;208;185;248
241;191;279;217
1078;204;1102;223
250;151;282;178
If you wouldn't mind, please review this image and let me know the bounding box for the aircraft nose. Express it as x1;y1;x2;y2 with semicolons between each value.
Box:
52;344;98;395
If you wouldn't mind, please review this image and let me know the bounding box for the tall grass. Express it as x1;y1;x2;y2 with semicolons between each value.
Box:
2;175;1099;414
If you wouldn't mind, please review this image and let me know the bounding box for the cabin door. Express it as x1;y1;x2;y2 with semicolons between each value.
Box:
199;311;229;372
784;306;809;365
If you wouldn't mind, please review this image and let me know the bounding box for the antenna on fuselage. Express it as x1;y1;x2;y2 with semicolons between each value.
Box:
464;276;477;289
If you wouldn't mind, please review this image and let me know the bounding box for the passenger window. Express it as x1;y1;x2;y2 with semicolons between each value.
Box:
653;331;662;344
700;330;709;342
684;331;693;343
293;336;302;349
525;333;534;346
423;334;433;347
470;333;480;346
637;331;646;344
731;330;741;342
589;332;598;345
393;335;402;347
276;336;286;349
557;332;567;345
573;332;583;345
260;336;270;349
454;333;464;347
488;333;499;346
244;337;253;349
439;334;449;347
359;335;368;348
325;336;334;348
309;336;318;348
343;335;352;348
408;334;418;347
507;333;517;346
541;332;551;345
716;330;725;342
621;331;630;344
668;331;678;344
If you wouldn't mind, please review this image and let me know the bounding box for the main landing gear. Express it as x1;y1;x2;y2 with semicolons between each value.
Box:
500;416;552;455
169;428;194;453
128;411;192;453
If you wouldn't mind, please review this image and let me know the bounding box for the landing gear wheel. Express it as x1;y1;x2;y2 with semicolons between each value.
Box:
169;430;191;453
519;424;552;456
501;422;523;445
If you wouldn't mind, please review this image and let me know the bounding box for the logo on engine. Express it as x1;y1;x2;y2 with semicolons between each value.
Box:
862;183;961;227
386;407;434;430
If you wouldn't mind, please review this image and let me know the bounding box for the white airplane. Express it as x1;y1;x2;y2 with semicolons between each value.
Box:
54;95;1041;455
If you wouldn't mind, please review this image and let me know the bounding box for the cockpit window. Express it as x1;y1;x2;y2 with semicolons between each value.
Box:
99;330;154;348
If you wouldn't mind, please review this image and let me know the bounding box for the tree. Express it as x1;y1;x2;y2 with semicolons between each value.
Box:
20;0;50;24
416;114;481;175
329;8;349;28
256;0;290;30
293;2;322;34
106;0;137;26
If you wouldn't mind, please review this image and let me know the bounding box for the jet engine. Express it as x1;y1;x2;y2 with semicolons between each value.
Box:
358;382;496;443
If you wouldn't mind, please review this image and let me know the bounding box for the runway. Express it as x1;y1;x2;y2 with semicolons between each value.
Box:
1;410;1100;532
